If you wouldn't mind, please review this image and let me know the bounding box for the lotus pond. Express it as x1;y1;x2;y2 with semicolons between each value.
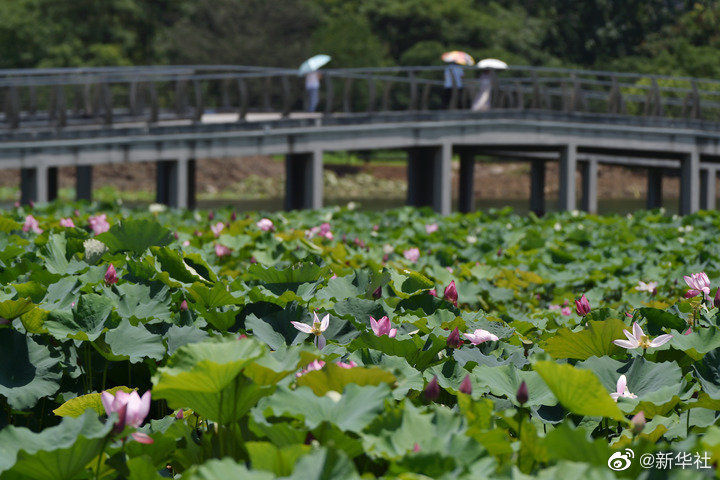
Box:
1;204;720;479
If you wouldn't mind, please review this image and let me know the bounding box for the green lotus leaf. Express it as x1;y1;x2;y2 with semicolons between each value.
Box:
258;384;389;433
534;361;625;421
639;307;686;334
297;362;396;396
0;411;113;479
104;318;166;363
542;318;627;360
0;298;35;321
471;364;556;407
183;458;274;480
44;293;114;341
666;327;720;360
152;337;268;423
349;332;446;371
388;268;434;297
96;218;173;255
284;448;360;480
0;330;62;409
246;441;309;476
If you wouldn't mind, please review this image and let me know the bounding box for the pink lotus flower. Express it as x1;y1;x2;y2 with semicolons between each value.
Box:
307;222;333;240
59;218;75;228
462;329;499;345
88;214;110;235
214;244;231;257
291;312;330;349
459;374;472;394
403;247;420;262
428;288;437;297
210;222;224;237
684;272;711;299
22;215;42;234
370;315;396;338
443;281;458;306
548;304;561;311
610;374;637;401
425;223;438;234
613;322;672;350
101;390;153;443
296;359;356;377
575;294;591;316
257;218;274;231
561;307;572;316
104;264;118;285
635;281;658;294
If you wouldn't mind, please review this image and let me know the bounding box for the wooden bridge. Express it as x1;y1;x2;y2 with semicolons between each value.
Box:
2;64;720;214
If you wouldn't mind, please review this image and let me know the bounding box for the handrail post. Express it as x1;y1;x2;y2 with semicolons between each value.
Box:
342;77;353;113
381;79;393;111
262;76;272;112
323;73;334;115
237;77;248;121
367;77;376;113
148;82;158;124
281;75;292;118
101;82;113;125
408;71;418;111
192;79;204;123
5;86;20;129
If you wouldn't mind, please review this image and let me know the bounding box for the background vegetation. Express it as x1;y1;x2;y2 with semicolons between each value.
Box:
0;0;718;77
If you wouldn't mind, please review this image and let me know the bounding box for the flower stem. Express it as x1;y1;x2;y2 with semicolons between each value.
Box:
95;435;110;480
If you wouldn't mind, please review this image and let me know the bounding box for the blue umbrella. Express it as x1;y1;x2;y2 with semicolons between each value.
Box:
299;54;331;75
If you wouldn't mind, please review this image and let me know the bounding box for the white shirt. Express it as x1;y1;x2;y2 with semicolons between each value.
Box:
305;72;321;89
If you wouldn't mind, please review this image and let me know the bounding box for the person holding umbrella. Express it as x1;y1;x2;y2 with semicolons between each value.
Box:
472;58;508;112
441;51;474;109
299;54;331;113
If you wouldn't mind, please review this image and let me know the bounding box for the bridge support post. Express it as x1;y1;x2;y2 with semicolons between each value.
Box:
76;166;93;201
458;149;475;213
679;150;700;215
701;168;716;211
580;159;598;214
406;144;451;215
646;168;663;209
20;166;57;204
156;159;195;208
285;151;323;210
530;159;546;216
558;145;577;211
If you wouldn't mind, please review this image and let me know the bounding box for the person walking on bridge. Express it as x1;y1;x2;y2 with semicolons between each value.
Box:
305;71;322;112
441;51;473;109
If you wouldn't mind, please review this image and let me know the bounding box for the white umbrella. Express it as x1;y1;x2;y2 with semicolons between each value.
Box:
477;58;508;70
299;54;331;75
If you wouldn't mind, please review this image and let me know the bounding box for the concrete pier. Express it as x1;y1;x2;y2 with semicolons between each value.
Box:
458;150;475;213
20;166;57;204
407;144;452;215
156;159;196;208
647;168;663;209
580;160;598;213
700;168;716;210
530;159;546;216
679;151;700;215
285;151;323;210
558;145;577;211
76;166;92;201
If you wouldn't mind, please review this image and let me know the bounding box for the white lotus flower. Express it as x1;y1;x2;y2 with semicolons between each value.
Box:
613;322;672;350
610;374;637;401
291;313;330;349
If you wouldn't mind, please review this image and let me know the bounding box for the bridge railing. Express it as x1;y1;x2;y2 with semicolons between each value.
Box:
2;65;720;130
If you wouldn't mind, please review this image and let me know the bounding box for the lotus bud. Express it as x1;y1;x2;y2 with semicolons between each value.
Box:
516;380;528;405
104;264;118;285
459;374;472;394
714;288;720;309
230;211;237;221
424;375;440;401
175;409;184;419
575;294;591;316
207;211;214;221
428;288;437;297
444;281;458;306
180;300;188;311
173;232;179;240
631;411;646;434
412;442;420;452
446;327;462;349
372;285;382;299
83;238;108;265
